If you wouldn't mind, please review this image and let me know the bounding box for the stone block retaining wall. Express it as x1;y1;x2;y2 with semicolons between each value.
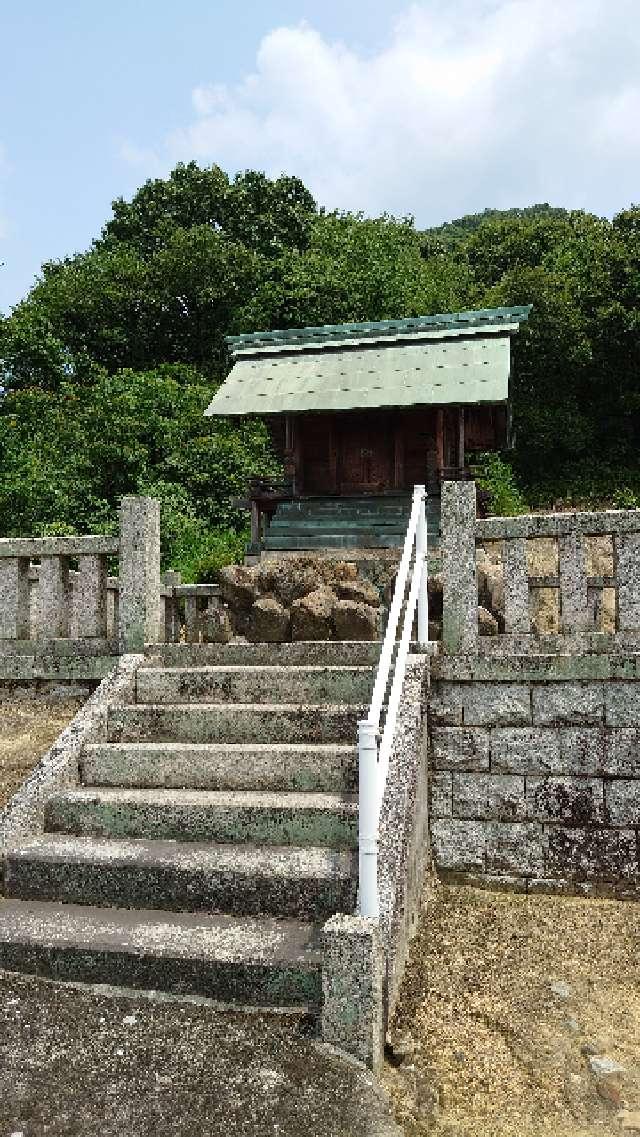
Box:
428;655;640;895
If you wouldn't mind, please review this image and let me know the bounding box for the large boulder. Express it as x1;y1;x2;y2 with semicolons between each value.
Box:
333;599;379;641
335;579;380;607
291;587;336;640
247;597;290;643
218;564;259;611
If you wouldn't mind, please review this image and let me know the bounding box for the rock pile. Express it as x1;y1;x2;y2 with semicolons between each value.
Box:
204;557;383;643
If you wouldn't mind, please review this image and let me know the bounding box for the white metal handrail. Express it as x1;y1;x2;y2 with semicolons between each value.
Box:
358;484;429;919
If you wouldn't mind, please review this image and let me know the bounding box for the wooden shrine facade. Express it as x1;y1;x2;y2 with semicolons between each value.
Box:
269;404;507;496
205;306;531;550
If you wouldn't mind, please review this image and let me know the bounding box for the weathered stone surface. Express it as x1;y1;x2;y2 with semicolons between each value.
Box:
526;776;604;824
478;606;499;636
559;727;608;775
431;727;490;770
291;588;336;641
430;819;485;871
322;915;384;1071
247;598;290;643
485;822;545;875
429;772;452;818
603;729;640;776
615;532;640;631
441;481;478;654
545;827;638;880
491;727;561;774
118;498;161;652
429;684;463;726
559;531;589;633
461;683;531;727
333;600;379;641
532;682;603;726
606;780;640;826
605;682;640;726
335;579;380;608
0;557;30;640
452;774;526;820
503;538;529;634
201;605;233;644
218;564;257;611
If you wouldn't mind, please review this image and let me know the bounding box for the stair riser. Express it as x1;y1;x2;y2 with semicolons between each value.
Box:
136;669;373;706
44;798;358;848
4;859;357;921
264;535;406;549
144;643;381;667
82;745;358;792
106;705;363;744
0;942;321;1006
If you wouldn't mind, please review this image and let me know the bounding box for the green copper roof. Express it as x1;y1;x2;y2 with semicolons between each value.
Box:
206;305;531;417
225;305;531;354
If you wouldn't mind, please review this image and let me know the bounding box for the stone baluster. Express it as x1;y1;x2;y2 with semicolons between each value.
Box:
503;538;529;634
614;532;640;631
184;595;200;643
0;557;31;639
39;556;71;638
75;555;108;638
163;570;182;643
559;531;589;632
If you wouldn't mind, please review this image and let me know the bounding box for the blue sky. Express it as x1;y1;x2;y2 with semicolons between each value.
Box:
1;0;639;313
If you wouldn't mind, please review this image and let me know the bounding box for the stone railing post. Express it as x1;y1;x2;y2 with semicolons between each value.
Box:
118;496;161;652
441;480;478;655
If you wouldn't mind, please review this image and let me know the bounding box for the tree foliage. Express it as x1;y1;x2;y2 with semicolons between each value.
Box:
1;161;639;569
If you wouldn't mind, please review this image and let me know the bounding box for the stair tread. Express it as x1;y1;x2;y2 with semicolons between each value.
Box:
8;834;356;879
52;787;359;811
0;898;322;967
114;702;368;712
84;742;356;754
139;666;372;675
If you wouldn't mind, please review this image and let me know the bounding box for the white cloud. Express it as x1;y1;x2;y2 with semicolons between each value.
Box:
123;1;640;222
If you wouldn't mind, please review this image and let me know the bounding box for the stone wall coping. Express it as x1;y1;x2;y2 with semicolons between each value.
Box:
0;654;143;852
476;508;640;541
432;652;640;682
0;536;119;558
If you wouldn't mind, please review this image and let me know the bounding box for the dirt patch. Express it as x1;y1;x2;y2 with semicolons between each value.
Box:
0;698;83;808
384;883;640;1136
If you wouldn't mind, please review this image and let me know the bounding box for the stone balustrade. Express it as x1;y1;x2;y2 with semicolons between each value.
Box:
0;497;161;663
441;481;640;654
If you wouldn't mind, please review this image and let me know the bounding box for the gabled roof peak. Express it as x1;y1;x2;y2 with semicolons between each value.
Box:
226;305;532;356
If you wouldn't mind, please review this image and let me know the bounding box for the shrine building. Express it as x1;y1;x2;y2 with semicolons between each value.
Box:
205;304;531;554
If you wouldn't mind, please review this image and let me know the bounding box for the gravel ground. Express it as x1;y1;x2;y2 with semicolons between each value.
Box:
0;970;400;1137
0;696;83;809
384;882;640;1136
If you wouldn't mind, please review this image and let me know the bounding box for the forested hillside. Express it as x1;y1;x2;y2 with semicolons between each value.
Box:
1;163;638;577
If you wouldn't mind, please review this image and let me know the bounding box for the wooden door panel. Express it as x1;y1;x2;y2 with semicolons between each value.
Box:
338;416;394;494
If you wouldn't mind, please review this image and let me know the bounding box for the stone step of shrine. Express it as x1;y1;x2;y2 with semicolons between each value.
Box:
0;899;323;1007
4;835;357;920
136;664;374;705
82;741;358;792
44;788;359;848
1;642;370;1013
263;493;441;552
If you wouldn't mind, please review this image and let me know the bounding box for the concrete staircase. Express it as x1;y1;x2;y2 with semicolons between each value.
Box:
0;641;378;1016
264;494;441;551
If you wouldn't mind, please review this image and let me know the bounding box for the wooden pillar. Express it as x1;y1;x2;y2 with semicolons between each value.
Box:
457;407;465;471
435;409;445;481
393;417;405;490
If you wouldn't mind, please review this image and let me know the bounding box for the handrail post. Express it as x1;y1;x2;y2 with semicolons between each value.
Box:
415;485;429;644
358;719;380;919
